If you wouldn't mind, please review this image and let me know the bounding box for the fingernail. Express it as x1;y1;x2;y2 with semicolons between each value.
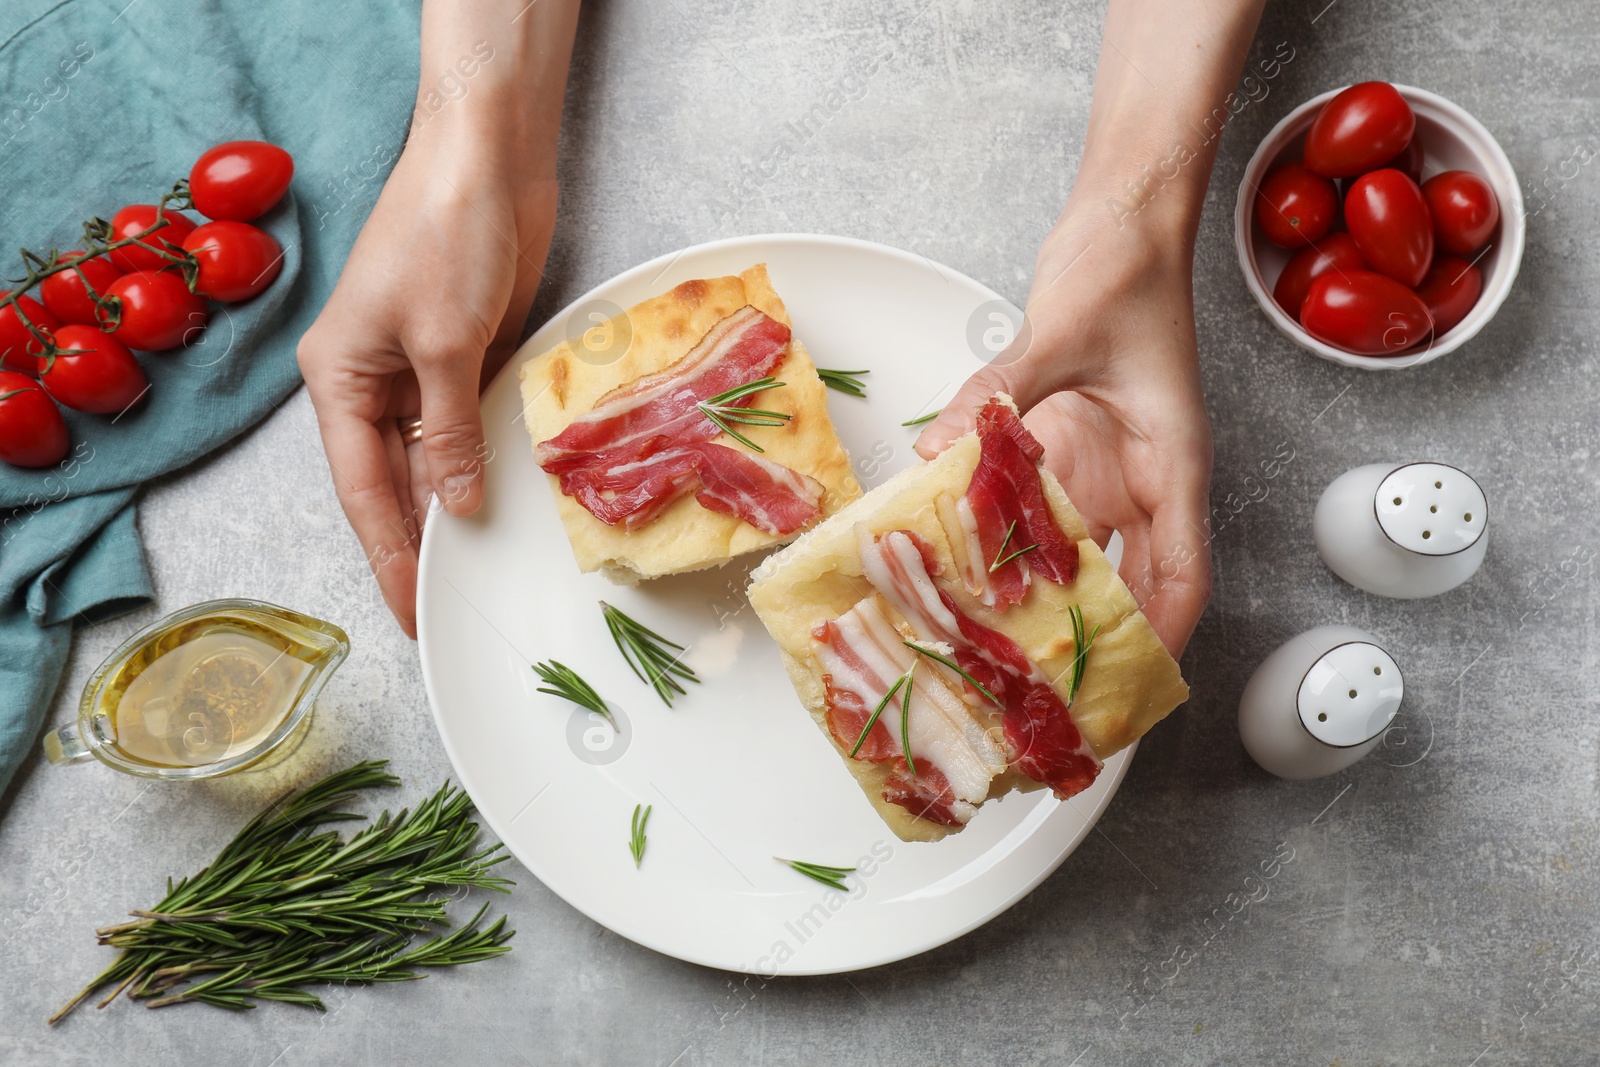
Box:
442;472;475;507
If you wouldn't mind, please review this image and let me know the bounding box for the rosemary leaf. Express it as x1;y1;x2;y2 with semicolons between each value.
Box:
903;641;1002;707
776;857;856;892
629;804;652;868
816;367;869;397
697;377;791;452
849;675;904;759
601;601;698;707
1067;604;1100;704
988;517;1040;572
901;409;941;427
533;660;613;725
900;659;917;776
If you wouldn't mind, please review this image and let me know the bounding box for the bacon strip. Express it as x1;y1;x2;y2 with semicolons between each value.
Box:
964;398;1080;610
811;596;1007;823
859;527;1101;801
690;444;824;535
882;761;971;827
813;618;899;762
535;306;790;472
535;306;824;535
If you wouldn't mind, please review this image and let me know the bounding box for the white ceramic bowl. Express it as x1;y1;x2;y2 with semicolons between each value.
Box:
1235;84;1525;370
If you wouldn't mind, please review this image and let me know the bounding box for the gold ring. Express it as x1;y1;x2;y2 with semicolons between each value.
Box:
397;416;424;446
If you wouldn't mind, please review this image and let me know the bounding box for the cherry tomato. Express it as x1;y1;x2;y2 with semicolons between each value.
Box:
1421;170;1500;255
1304;82;1416;178
107;205;197;273
1273;232;1366;317
1378;134;1425;184
106;271;208;351
182;222;284;301
1300;269;1433;356
0;291;61;374
40;252;123;327
1255;163;1339;248
190;141;294;221
38;325;150;415
1414;256;1483;337
1345;169;1434;288
0;370;69;467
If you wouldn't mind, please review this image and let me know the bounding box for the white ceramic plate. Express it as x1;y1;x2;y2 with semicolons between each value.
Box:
416;234;1134;975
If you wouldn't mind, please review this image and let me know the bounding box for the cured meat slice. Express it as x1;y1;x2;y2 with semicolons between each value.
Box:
689;444;824;536
963;398;1080;609
534;306;824;535
858;527;1101;800
882;760;973;827
535;305;790;472
811;596;1007;818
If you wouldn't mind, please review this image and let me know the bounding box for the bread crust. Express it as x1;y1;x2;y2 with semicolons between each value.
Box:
748;426;1190;841
518;265;861;581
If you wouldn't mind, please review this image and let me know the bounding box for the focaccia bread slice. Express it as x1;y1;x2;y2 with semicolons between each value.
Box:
519;264;860;582
748;408;1189;842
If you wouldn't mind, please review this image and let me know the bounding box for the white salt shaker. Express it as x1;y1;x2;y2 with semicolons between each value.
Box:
1314;462;1488;598
1238;625;1403;779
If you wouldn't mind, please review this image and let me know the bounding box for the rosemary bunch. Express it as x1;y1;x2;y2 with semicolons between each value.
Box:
50;761;515;1023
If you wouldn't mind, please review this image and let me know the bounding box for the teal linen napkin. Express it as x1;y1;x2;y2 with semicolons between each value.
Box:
0;0;421;798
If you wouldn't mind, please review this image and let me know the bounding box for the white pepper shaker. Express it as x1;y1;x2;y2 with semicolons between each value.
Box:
1238;624;1404;779
1314;462;1488;598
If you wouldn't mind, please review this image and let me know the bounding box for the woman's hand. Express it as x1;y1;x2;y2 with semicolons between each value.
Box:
297;142;556;638
916;205;1213;657
298;0;579;638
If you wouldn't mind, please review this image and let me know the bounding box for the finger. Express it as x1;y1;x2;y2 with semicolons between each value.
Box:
411;343;489;518
1135;490;1213;660
914;331;1071;460
314;408;421;639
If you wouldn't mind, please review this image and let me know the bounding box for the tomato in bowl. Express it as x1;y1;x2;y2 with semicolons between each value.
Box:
1235;84;1524;370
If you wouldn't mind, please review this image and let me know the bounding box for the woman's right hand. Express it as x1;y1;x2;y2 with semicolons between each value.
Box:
296;128;557;638
297;0;579;638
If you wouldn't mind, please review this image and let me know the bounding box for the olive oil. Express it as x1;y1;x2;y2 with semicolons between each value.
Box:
45;599;350;779
104;625;315;767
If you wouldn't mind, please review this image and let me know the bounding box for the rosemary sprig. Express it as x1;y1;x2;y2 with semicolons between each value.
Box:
989;518;1041;572
816;367;869;397
776;858;856;892
901;408;941;427
849;668;906;758
533;660;613;725
697;377;792;453
601;602;698;707
899;659;917;776
50;762;514;1023
903;641;1001;707
1066;604;1100;704
629;804;652;868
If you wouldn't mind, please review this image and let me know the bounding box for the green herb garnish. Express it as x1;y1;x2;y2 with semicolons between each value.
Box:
988;517;1040;572
848;660;915;758
903;641;1002;707
697;377;792;452
816;367;869;397
899;659;917;776
901;408;941;427
533;660;613;725
50;762;513;1022
601;601;698;707
1066;604;1099;704
629;804;652;868
776;858;856;892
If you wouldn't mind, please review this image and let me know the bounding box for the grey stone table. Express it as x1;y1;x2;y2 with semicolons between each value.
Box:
4;1;1598;1064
